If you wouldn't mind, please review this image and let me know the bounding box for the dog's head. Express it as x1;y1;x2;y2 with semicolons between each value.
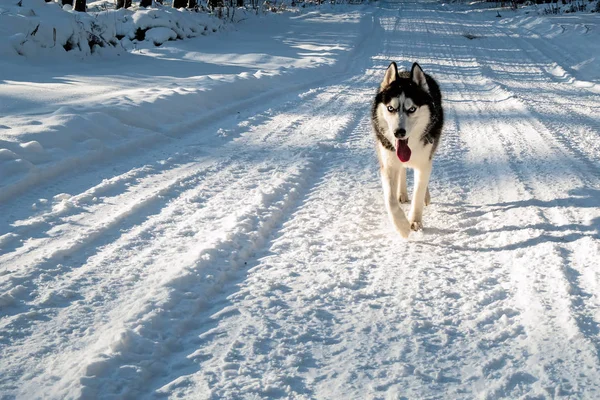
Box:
375;62;433;160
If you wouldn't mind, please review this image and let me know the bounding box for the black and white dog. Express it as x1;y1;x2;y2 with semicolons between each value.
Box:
371;62;444;238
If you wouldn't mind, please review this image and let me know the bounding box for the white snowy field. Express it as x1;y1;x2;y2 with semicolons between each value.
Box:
1;0;600;398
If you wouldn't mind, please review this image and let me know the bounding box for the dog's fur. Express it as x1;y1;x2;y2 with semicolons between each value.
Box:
371;62;443;238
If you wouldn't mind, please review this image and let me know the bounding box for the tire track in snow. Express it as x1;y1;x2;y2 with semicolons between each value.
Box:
3;156;318;398
144;77;374;400
4;150;316;396
0;159;278;393
382;3;600;397
454;21;600;378
0;161;223;310
0;82;328;243
0;72;355;322
0;158;275;344
432;6;600;397
4;71;372;400
163;112;377;399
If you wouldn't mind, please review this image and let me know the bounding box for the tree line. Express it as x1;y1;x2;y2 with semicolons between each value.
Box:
44;0;237;13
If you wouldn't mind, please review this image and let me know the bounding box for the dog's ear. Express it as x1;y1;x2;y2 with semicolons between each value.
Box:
380;62;398;90
411;63;430;93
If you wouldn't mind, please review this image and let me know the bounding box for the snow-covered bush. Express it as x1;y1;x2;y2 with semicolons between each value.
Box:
0;0;224;59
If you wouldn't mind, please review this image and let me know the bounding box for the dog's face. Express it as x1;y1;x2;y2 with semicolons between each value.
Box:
376;62;432;145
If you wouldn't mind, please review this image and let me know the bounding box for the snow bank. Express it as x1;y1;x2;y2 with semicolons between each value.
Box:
0;0;224;59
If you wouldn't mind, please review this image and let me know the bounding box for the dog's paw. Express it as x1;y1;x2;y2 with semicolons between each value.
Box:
399;193;410;204
393;219;411;238
410;221;423;231
398;227;411;238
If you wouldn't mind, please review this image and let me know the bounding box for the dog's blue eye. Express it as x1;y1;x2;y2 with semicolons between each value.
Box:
387;106;395;112
406;106;417;113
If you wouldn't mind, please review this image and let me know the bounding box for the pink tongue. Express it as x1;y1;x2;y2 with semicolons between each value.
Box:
396;139;411;162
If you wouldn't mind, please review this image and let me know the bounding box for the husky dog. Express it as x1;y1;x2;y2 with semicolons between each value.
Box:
371;62;443;238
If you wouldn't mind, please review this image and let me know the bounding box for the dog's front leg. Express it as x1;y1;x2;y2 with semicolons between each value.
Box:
409;164;432;231
398;166;409;203
381;169;411;238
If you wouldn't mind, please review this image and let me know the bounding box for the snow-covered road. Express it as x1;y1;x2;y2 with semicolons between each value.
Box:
1;1;600;399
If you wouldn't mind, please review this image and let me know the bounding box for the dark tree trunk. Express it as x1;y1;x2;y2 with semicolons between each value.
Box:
173;0;187;7
74;0;86;11
116;0;132;9
140;0;152;7
236;0;243;6
188;0;198;7
62;0;73;5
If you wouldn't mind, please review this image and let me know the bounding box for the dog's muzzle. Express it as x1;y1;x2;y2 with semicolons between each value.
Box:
394;129;407;139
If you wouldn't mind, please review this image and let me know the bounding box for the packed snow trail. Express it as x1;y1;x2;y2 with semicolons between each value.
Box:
1;1;600;399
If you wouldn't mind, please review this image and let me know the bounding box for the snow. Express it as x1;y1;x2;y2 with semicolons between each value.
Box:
1;0;600;399
144;27;178;45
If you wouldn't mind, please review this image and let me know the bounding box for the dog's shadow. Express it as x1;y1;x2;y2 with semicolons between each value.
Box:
423;187;600;252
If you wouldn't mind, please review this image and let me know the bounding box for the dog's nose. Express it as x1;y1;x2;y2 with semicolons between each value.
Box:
394;129;406;139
